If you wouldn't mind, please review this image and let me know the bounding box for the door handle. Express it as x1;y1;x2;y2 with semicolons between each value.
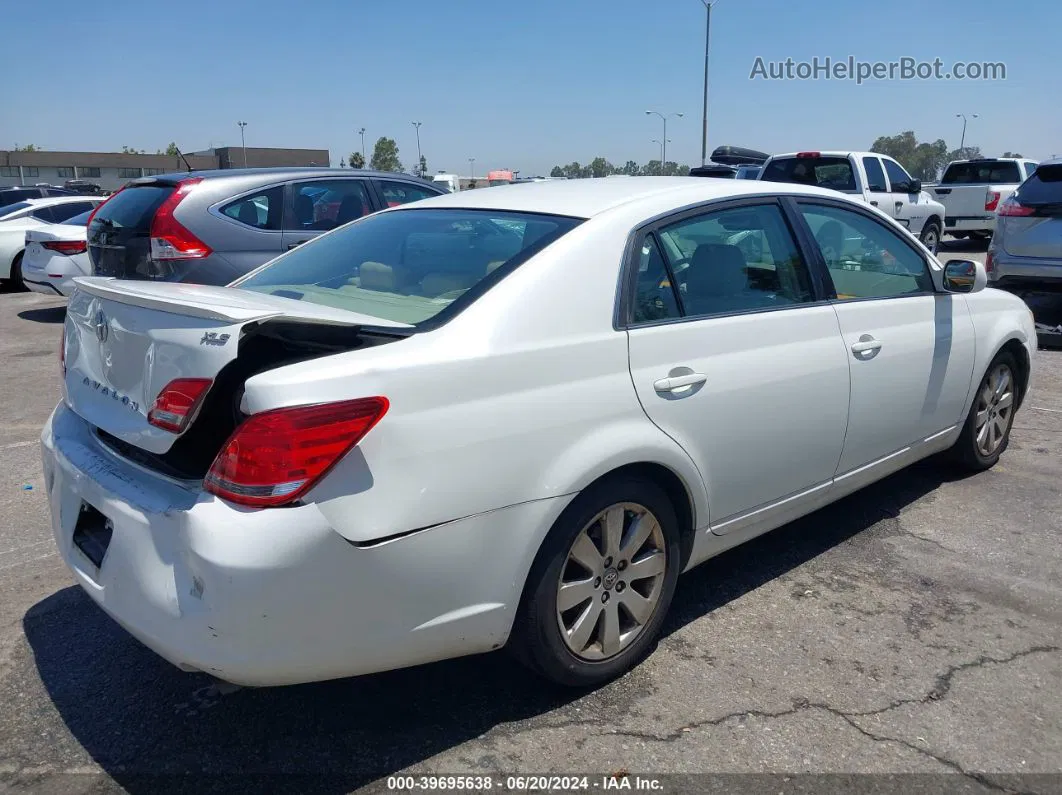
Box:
287;240;309;250
653;373;707;393
870;201;879;206
895;201;904;209
851;336;882;355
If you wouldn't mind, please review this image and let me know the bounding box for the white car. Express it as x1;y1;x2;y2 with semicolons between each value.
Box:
0;196;104;289
41;178;1035;688
22;208;96;297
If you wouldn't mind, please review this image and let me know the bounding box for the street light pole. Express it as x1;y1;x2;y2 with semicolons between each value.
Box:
411;122;423;175
699;0;721;166
646;110;683;174
652;139;671;165
357;127;366;164
237;121;248;167
956;113;978;151
469;157;475;181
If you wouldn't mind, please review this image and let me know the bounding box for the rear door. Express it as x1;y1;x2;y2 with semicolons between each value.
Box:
998;162;1062;260
795;200;976;484
280;178;374;251
625;199;850;533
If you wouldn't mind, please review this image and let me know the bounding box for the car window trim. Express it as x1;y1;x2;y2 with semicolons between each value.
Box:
211;182;287;233
617;195;833;330
372;177;443;208
280;176;376;232
788;196;939;303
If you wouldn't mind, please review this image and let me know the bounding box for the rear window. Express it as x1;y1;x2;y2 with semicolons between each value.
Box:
235;208;582;326
0;201;32;218
88;185;173;232
760;157;857;192
1014;164;1062;205
940;161;1022;184
0;190;36;207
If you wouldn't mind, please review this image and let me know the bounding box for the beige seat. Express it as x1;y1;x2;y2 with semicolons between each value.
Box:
359;261;395;292
420;271;476;298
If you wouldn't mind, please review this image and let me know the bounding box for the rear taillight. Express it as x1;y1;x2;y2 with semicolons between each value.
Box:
204;397;389;508
59;330;66;377
147;378;213;433
796;151;821;158
149;178;212;261
997;197;1035;217
985;251;994;275
985;191;1001;212
42;240;87;255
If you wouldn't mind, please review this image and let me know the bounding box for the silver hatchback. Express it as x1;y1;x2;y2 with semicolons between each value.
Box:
86;168;445;285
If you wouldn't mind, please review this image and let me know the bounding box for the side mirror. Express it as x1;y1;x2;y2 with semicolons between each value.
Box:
942;259;987;294
908;178;922;193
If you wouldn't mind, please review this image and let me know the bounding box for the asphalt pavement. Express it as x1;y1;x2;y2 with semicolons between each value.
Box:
0;256;1060;794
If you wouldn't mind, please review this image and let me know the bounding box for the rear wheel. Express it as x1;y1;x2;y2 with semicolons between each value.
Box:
949;351;1020;471
7;251;27;291
920;222;941;254
511;475;682;687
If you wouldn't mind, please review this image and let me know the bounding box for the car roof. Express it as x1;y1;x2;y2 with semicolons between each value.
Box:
399;176;848;219
21;195;103;206
126;167;435;184
769;152;873;159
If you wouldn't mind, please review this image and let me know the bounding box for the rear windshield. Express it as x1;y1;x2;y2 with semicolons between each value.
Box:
941;161;1022;184
62;209;94;226
1014;164;1062;205
0;190;36;207
236;208;582;326
0;201;32;218
760;157;857;192
88;185;173;232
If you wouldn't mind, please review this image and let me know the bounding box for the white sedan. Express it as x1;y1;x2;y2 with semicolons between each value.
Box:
22;208;96;297
0;196;104;289
41;178;1036;687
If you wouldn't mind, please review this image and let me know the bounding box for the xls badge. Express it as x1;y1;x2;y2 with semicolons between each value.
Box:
200;332;231;346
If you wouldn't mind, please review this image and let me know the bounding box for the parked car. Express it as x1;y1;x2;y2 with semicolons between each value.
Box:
63;179;103;195
21;208;96;296
0;196;105;289
928;158;1038;240
432;174;461;192
759;151;946;252
85;168;446;285
0;185;76;210
43;178;1035;688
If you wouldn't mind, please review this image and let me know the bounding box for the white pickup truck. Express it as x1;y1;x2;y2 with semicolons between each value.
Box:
758;151;946;252
928;158;1039;240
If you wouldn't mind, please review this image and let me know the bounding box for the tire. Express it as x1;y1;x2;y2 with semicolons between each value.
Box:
949;351;1021;471
511;475;682;687
8;251;26;292
919;221;942;254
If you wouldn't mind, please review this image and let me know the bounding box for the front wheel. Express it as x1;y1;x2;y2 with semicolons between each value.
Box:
949;351;1020;471
920;222;941;254
511;475;682;687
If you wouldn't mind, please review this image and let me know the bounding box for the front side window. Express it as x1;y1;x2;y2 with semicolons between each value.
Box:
377;180;439;207
221;185;283;230
237;208;581;326
882;158;914;190
633;203;815;322
799;203;933;300
286;180;372;232
862;157;888;192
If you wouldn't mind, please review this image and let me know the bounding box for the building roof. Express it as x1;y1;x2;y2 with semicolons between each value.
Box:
0;150;217;169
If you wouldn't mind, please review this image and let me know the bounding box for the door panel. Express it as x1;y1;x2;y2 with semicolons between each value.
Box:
625;202;850;531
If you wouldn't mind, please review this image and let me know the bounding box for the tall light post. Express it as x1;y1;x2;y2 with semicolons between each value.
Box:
237;121;248;167
468;157;476;181
956;113;978;151
357;127;366;164
652;138;671;166
699;0;723;166
411;122;423;175
646;110;683;174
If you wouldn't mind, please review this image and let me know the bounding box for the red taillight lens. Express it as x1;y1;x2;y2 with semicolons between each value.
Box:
149;178;212;261
204;397;389;508
985;251;995;275
985;191;1001;212
997;197;1035;217
42;240;88;255
796;151;821;158
147;378;213;433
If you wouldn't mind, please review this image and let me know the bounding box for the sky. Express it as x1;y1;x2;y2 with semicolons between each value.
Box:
3;0;1059;176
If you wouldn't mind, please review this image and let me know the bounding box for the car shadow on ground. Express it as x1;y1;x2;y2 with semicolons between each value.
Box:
17;306;66;324
23;460;958;794
937;235;990;255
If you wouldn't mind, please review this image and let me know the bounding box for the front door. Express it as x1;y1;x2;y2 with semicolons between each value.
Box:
281;178;374;251
795;200;976;479
625;200;850;533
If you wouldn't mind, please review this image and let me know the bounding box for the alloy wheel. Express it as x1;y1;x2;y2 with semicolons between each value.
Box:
974;363;1014;457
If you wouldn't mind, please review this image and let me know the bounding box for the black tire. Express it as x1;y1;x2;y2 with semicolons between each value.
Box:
920;221;942;254
8;251;26;292
511;475;682;687
949;350;1021;471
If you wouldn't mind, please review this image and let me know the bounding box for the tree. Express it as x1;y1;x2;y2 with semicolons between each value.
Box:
418;155;427;177
640;160;662;176
561;162;583;179
549;166;564;178
14;144;39;152
870;131;948;181
946;146;982;163
589;157;612;178
349;151;365;169
622;160;640;176
340;159;347;168
1001;151;1023;158
164;142;180;156
370;137;402;172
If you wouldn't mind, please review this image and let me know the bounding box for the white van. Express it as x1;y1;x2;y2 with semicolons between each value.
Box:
432;174;461;193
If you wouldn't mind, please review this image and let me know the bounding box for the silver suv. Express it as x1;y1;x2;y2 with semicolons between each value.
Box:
86;168;445;285
988;158;1062;293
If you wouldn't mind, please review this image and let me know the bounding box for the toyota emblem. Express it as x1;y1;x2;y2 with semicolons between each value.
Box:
94;309;109;343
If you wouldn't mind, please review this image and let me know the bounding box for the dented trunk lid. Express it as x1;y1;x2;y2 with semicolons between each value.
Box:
62;277;411;455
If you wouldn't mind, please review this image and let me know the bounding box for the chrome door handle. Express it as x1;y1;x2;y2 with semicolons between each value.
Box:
653;373;707;392
851;336;882;355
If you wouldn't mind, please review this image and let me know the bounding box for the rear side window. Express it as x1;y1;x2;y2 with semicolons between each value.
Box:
941;161;1022;184
88;185;173;232
760;157;857;192
862;157;887;192
1014;164;1062;205
0;201;32;218
31;207;57;223
236;208;581;326
49;202;95;223
378;180;439;207
221;186;283;230
0;190;36;207
63;210;94;226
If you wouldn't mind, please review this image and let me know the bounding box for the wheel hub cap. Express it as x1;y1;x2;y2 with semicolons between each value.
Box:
602;568;619;590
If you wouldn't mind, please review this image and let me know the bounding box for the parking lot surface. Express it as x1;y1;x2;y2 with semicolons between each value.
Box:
0;266;1060;793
